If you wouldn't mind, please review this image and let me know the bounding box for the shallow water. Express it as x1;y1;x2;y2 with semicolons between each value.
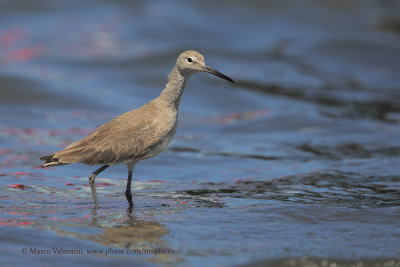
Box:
1;0;400;266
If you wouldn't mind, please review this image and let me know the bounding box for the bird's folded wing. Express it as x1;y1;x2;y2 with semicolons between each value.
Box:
51;103;174;165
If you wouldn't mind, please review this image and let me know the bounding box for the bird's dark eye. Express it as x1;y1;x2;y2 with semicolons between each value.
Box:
187;57;193;63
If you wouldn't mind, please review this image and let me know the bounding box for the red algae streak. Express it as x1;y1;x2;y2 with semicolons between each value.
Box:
66;127;94;135
0;127;95;147
0;148;13;155
0;155;29;167
0;26;44;64
148;180;166;183
0;219;36;226
79;183;113;187
0;27;27;46
9;211;33;216
98;13;124;34
235;178;255;183
12;172;45;178
7;46;44;62
13;172;30;176
96;182;114;186
5;184;31;189
170;200;189;206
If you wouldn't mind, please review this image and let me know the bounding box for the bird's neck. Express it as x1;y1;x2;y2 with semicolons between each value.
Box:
159;66;189;109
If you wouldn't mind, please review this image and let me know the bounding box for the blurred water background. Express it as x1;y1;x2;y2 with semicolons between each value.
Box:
0;0;400;266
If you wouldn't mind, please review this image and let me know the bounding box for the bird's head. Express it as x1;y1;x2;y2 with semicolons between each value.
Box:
176;50;234;83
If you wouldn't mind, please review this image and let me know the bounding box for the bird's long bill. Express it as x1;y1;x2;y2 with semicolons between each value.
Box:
204;66;234;83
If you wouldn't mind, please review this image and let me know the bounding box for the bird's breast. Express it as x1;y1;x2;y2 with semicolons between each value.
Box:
140;119;177;159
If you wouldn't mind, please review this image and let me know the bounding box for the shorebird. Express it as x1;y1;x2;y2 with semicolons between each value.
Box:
40;50;234;209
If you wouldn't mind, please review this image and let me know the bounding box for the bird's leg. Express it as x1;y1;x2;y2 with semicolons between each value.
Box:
125;163;135;210
89;165;109;209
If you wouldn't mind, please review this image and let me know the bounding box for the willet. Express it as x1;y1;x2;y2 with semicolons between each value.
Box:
40;50;234;209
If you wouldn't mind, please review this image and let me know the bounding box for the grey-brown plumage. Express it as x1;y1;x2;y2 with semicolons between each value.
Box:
40;50;234;209
41;99;177;166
